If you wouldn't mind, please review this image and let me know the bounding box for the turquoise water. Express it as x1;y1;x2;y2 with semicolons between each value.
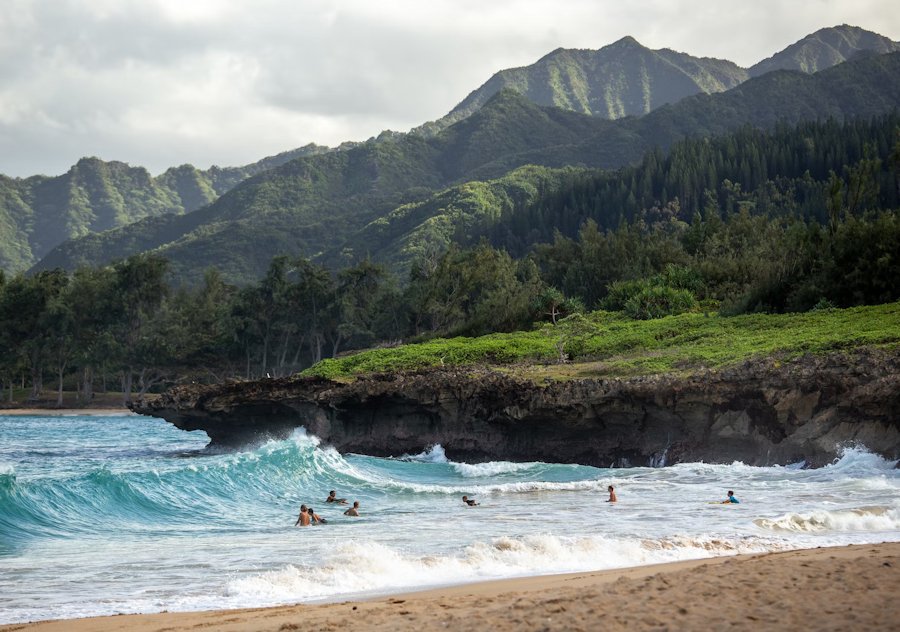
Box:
1;414;898;624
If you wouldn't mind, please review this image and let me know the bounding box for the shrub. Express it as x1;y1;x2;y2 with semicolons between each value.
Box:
624;285;697;320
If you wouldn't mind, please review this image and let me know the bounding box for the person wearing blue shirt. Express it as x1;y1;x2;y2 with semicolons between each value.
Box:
723;490;740;503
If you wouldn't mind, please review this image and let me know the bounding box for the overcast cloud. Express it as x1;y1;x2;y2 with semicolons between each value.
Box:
1;0;898;177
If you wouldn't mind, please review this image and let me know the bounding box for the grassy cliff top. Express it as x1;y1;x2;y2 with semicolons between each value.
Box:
302;301;900;381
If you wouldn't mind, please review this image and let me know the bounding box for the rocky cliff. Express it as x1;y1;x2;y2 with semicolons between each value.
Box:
133;348;900;467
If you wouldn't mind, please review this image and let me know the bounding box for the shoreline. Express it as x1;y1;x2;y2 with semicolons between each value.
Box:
0;408;135;416
3;542;898;631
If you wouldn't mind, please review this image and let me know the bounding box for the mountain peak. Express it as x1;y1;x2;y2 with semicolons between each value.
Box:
426;34;746;134
749;24;900;77
608;35;643;48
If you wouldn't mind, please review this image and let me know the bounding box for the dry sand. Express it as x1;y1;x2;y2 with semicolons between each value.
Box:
3;542;898;632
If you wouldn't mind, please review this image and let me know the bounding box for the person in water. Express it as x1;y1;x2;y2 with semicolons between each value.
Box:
462;495;478;506
723;490;740;504
326;490;348;504
607;485;617;502
344;501;361;516
294;504;311;527
308;507;327;524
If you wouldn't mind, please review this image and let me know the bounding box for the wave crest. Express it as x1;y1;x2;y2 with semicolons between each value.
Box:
754;506;900;532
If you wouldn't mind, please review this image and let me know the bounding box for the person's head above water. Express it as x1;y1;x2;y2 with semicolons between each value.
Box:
608;485;614;491
329;491;336;496
300;504;307;512
727;490;734;496
353;501;359;508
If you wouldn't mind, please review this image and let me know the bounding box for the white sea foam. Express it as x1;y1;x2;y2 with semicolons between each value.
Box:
754;506;900;533
820;446;899;474
396;444;449;463
226;533;782;603
451;460;540;477
379;477;610;495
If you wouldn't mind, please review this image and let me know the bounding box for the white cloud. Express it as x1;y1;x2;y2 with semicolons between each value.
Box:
1;0;898;177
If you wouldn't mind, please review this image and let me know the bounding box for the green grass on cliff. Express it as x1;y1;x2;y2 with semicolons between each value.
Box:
301;301;900;380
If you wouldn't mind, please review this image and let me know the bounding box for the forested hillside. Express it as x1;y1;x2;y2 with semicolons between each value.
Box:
33;52;900;284
335;53;900;275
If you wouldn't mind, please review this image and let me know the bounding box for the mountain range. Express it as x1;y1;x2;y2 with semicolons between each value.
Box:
5;24;900;282
0;144;331;272
414;24;900;134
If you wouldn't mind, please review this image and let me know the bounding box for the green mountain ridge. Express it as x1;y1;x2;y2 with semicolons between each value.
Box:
0;144;331;273
749;24;900;76
415;25;899;136
414;36;748;136
34;90;612;283
34;52;900;284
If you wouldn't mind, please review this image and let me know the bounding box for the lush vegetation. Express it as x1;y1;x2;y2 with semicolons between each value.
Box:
32;51;900;284
3;103;900;404
303;301;900;380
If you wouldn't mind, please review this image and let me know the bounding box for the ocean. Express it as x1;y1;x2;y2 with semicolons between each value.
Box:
1;413;898;624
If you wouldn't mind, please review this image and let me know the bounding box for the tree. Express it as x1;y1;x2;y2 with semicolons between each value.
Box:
111;254;170;404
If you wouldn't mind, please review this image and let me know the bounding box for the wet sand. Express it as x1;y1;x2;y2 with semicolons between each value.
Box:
3;542;897;631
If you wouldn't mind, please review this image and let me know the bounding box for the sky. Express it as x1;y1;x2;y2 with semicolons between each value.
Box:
1;0;899;178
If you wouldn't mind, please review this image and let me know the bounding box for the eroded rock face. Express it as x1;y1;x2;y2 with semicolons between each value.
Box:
133;349;900;467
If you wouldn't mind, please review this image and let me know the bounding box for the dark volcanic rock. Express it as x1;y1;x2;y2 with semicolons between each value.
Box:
133;349;900;467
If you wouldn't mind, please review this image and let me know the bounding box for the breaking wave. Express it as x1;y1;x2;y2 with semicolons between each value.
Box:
754;506;900;533
226;533;783;602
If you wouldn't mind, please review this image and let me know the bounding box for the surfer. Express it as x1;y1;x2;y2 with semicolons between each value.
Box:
326;490;348;504
308;507;327;524
462;495;478;506
722;490;740;504
607;485;617;502
344;501;361;516
294;504;311;527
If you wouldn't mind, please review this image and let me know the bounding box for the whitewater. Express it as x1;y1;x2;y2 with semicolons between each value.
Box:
1;414;898;624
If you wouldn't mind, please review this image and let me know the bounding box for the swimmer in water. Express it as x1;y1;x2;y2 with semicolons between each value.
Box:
344;501;361;517
722;490;739;504
462;495;478;506
326;490;348;504
294;504;311;527
607;485;617;502
308;507;327;524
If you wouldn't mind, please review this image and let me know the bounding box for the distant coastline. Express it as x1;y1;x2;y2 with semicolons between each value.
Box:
0;408;135;416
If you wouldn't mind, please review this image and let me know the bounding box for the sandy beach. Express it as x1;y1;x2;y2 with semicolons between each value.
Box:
3;542;897;632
